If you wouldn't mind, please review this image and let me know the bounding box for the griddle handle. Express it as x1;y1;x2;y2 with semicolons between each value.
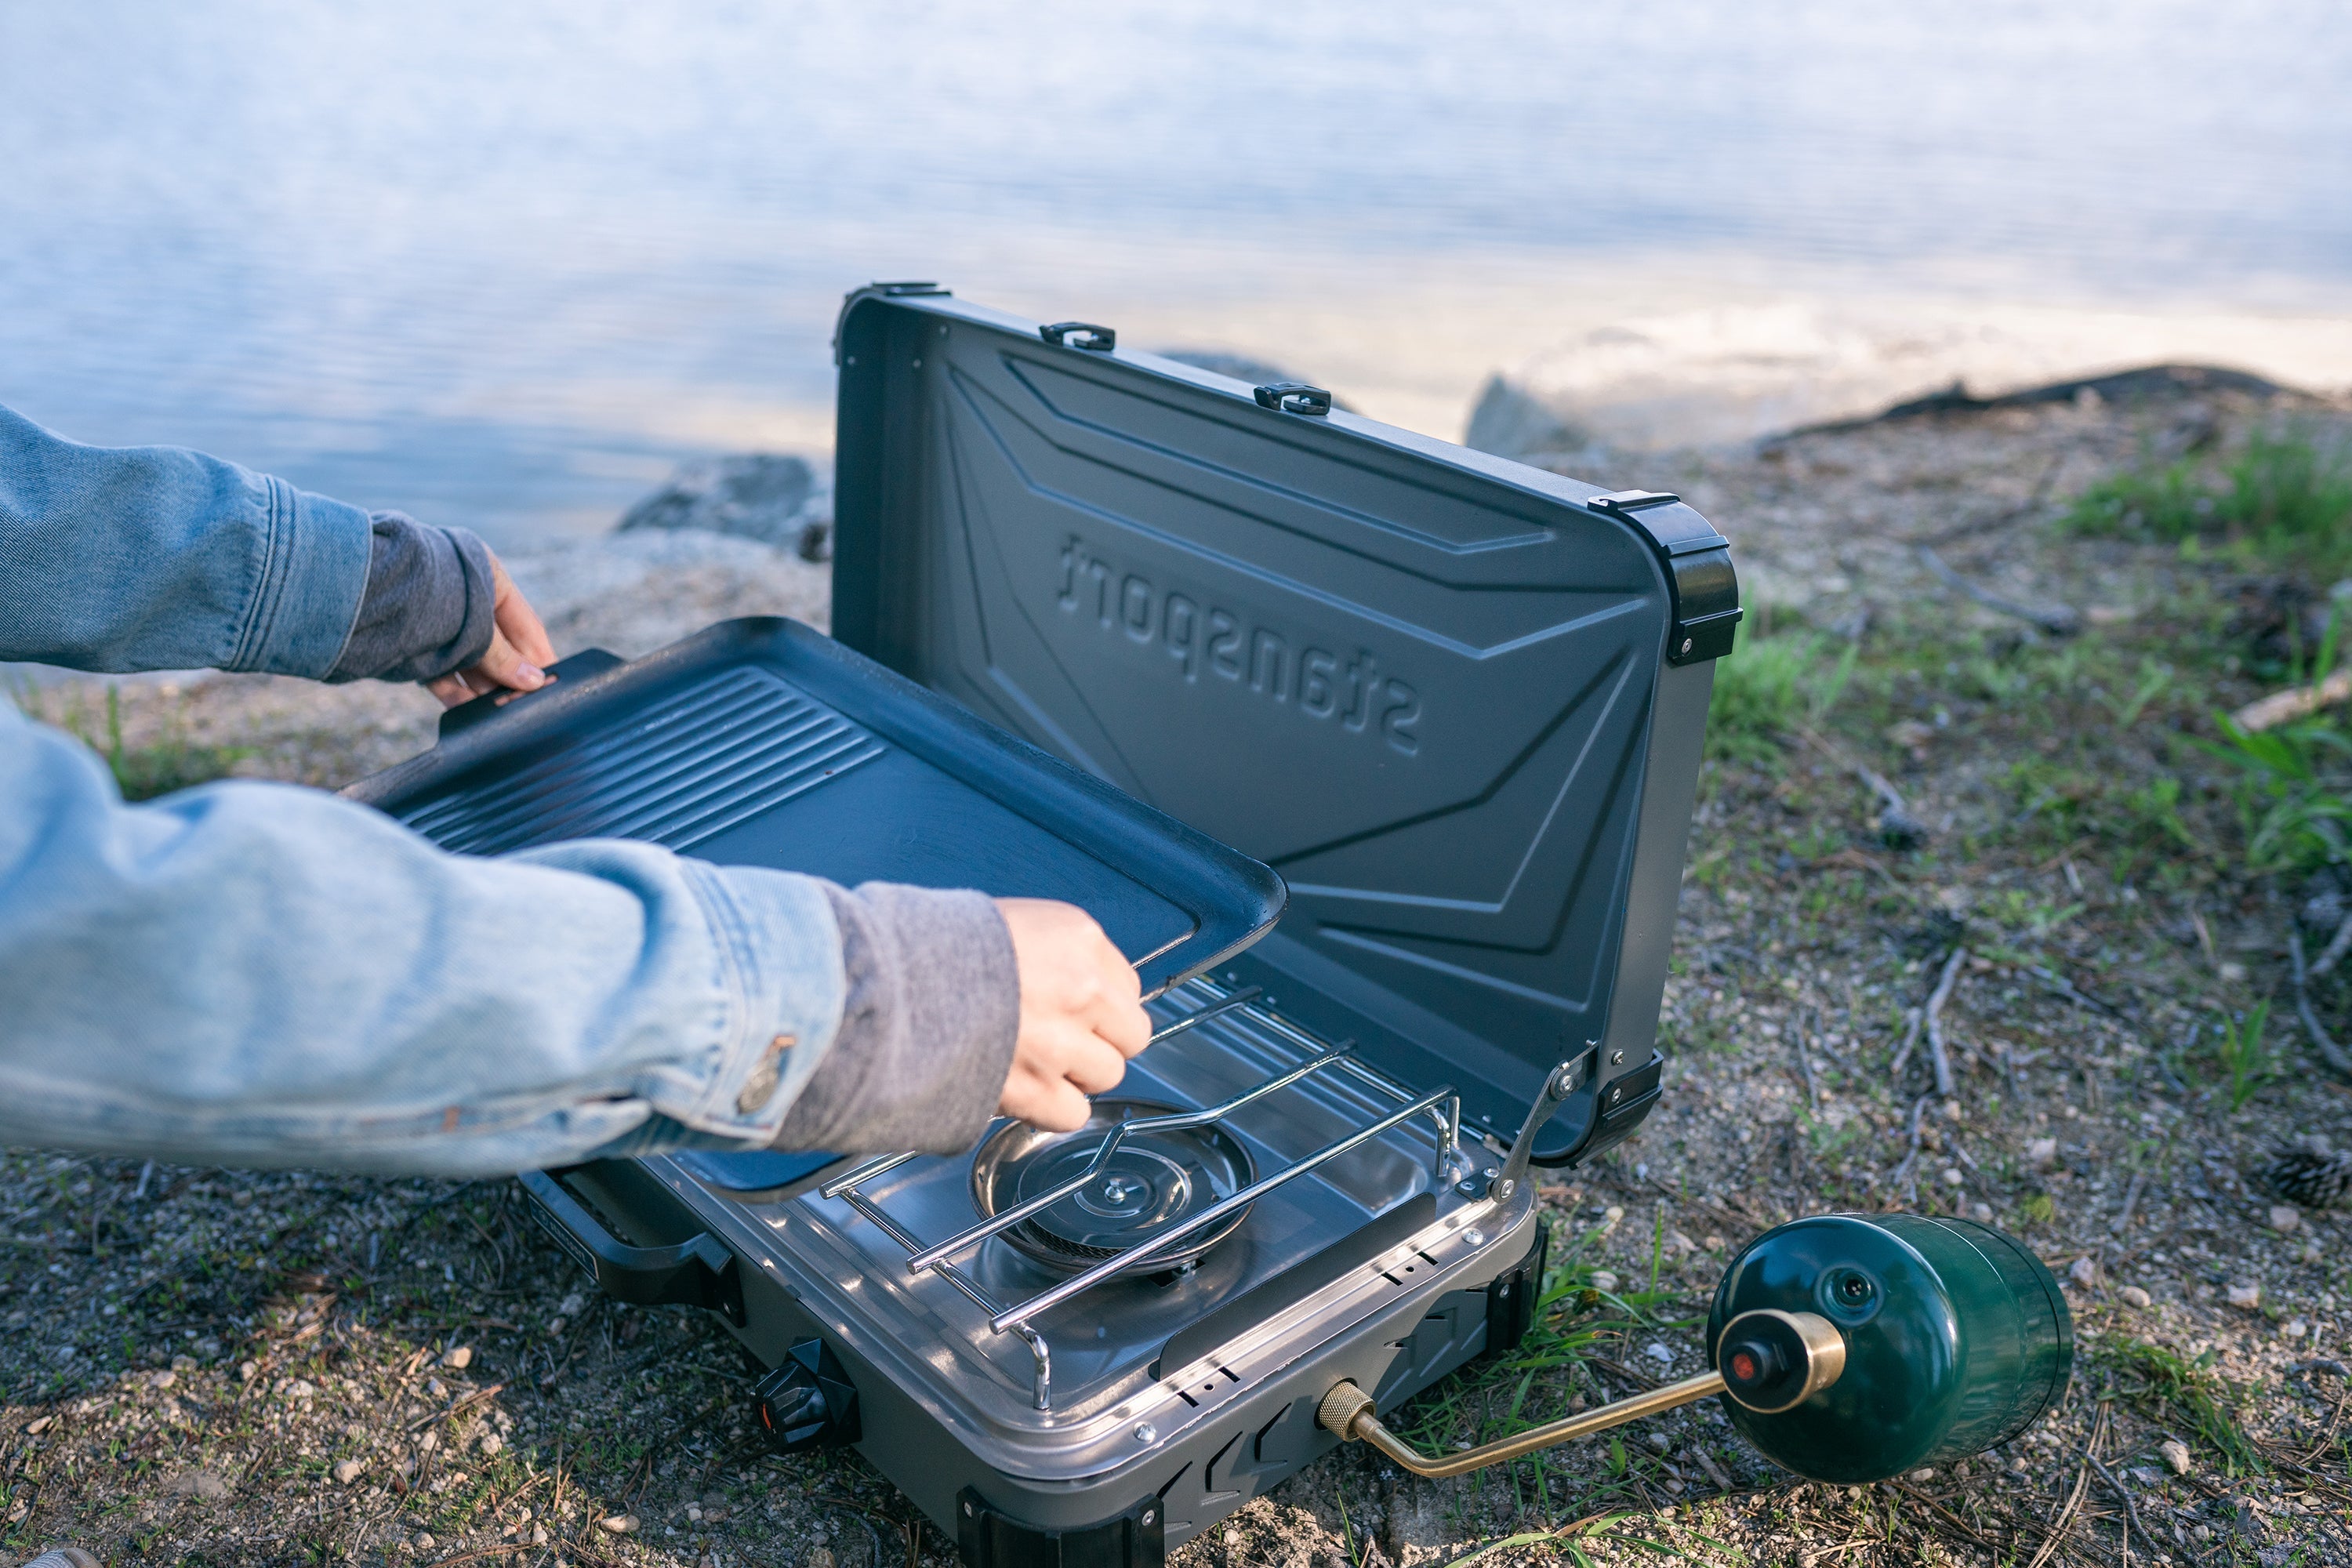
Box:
437;648;626;739
519;1168;746;1326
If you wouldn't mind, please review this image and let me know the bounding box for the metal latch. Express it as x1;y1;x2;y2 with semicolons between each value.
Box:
1040;321;1116;351
1254;381;1332;416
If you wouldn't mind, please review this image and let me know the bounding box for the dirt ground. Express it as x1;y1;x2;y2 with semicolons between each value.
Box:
6;386;2352;1568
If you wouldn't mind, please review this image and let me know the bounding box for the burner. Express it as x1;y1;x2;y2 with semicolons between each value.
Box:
969;1099;1256;1276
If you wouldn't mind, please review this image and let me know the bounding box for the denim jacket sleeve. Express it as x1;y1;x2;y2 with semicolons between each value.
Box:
0;404;372;675
0;699;851;1174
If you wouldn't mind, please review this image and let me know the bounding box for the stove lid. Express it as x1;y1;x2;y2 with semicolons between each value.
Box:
830;285;1737;1159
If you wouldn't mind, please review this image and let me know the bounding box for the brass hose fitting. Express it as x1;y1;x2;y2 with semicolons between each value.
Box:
1317;1309;1843;1479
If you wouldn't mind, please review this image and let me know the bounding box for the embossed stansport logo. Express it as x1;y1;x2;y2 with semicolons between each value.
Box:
1057;535;1421;756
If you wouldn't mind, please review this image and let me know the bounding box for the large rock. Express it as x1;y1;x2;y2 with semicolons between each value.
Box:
615;454;830;558
502;531;830;661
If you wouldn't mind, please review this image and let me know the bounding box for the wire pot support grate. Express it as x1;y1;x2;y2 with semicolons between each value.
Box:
815;978;1468;1411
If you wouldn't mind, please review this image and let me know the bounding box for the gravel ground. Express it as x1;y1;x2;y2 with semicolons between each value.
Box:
6;390;2352;1568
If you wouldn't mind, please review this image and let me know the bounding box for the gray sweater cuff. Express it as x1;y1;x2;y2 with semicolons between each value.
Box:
325;510;497;683
771;883;1019;1156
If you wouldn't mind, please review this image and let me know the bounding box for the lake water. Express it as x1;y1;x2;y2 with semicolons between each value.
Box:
5;1;2350;546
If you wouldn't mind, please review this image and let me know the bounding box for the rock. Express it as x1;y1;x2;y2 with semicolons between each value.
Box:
2227;1282;2262;1310
238;1359;260;1382
1969;1201;1994;1223
333;1459;365;1485
414;1534;436;1550
1589;1270;1621;1293
1908;1468;1936;1483
169;1470;231;1501
479;1431;503;1456
1665;1229;1697;1257
616;454;829;557
2027;1137;2059;1167
2120;1285;2153;1309
1644;1430;1672;1453
2161;1438;2194;1475
1645;1341;1675;1365
2068;1256;2100;1289
501;531;832;662
441;1345;474;1370
2268;1204;2301;1233
1940;1167;1964;1187
281;1378;316;1399
1464;376;1595;462
808;1548;837;1568
599;1514;639;1534
530;1525;549;1546
2282;1318;2309;1340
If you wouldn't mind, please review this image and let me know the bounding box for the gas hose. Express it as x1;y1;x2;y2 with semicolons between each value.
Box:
1316;1308;1845;1479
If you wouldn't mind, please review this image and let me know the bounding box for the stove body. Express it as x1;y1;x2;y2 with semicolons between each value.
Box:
358;285;1739;1565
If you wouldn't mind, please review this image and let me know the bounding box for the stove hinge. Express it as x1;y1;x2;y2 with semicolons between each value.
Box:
956;1488;1164;1568
1584;490;1740;666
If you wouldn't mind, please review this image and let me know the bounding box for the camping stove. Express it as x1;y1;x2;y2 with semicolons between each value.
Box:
358;280;1751;1566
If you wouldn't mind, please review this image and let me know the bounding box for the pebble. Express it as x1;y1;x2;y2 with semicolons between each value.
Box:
809;1549;837;1568
2068;1256;2099;1288
2160;1438;2193;1475
2269;1205;2301;1233
2027;1137;2058;1167
1590;1270;1620;1293
1644;1342;1675;1365
333;1459;365;1485
480;1432;504;1455
1940;1167;1963;1186
1645;1431;1673;1453
2119;1285;2152;1309
281;1378;317;1399
2282;1319;2309;1339
169;1471;231;1501
600;1515;640;1534
441;1345;474;1370
414;1534;435;1550
1908;1468;1936;1482
238;1359;260;1382
2227;1282;2262;1311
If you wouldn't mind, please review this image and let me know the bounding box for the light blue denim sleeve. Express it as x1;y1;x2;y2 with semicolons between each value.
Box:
0;699;849;1175
0;404;371;676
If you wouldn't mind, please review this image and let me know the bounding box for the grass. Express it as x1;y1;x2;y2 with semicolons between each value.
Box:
2092;1333;2267;1477
2062;430;2352;577
1705;615;1858;765
6;680;250;800
2212;1000;2274;1111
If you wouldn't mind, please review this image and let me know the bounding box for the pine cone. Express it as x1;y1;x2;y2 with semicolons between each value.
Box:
2259;1149;2352;1209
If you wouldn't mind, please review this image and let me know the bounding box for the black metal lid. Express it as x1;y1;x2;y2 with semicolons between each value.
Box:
829;286;1737;1157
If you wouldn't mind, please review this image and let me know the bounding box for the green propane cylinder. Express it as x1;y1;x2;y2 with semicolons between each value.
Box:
1705;1214;2072;1483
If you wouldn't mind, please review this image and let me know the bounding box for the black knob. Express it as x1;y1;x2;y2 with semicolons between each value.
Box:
753;1338;861;1453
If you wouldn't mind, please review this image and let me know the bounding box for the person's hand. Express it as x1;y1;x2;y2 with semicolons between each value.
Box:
994;898;1149;1132
427;552;559;708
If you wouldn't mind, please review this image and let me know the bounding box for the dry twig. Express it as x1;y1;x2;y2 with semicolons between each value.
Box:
1918;545;2082;636
2288;930;2352;1079
2231;667;2352;733
1924;946;1967;1098
2022;1405;2105;1568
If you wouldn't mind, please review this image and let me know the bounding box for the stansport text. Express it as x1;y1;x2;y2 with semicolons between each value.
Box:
1057;537;1421;756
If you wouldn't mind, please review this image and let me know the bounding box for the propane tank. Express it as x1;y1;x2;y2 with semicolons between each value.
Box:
1705;1214;2071;1483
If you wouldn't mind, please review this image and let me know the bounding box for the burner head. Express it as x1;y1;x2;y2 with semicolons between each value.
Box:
970;1099;1255;1276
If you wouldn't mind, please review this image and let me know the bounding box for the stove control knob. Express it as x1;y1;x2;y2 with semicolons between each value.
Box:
753;1338;862;1453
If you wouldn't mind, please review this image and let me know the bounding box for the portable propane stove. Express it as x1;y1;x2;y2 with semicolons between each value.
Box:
368;283;2071;1568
